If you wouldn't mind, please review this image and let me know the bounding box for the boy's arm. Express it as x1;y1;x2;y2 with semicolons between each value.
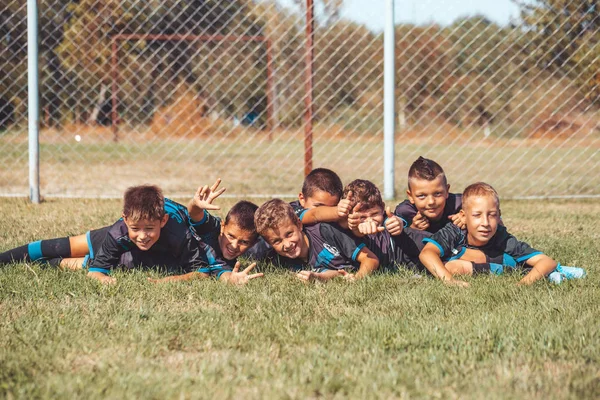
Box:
299;206;340;225
354;247;379;279
419;243;469;287
187;179;226;222
519;254;558;285
296;269;346;282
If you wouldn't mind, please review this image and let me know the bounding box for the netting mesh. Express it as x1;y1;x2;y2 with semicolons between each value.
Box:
0;0;599;198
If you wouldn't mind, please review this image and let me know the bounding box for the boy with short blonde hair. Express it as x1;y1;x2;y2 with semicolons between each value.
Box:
419;182;584;286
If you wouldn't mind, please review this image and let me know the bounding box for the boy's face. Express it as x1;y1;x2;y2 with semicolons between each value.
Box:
298;190;339;209
261;218;308;260
123;215;168;251
407;176;450;221
354;205;385;226
218;221;257;260
462;195;501;247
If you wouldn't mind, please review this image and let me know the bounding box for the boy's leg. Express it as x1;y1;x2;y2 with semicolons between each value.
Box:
445;260;474;276
69;234;91;257
0;237;72;264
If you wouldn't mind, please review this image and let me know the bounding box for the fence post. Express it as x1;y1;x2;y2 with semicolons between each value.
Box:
383;0;396;200
304;0;314;176
27;0;40;203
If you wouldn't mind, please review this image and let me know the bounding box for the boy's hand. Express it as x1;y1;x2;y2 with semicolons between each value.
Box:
338;269;356;282
358;219;385;235
88;271;116;284
410;211;430;230
192;178;226;211
296;270;318;283
445;279;469;288
227;262;264;285
337;191;353;218
347;202;363;231
384;207;404;236
449;213;466;229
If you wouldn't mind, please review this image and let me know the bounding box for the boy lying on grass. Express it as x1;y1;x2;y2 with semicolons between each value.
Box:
419;182;586;287
254;198;379;282
0;183;262;285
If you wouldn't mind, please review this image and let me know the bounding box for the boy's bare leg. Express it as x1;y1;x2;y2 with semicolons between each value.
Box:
445;260;474;276
69;234;90;258
59;257;85;271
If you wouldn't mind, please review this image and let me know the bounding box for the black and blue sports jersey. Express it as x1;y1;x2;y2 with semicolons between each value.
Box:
88;199;207;275
423;224;542;267
188;210;237;279
394;193;462;233
362;228;430;272
273;222;366;272
289;200;308;221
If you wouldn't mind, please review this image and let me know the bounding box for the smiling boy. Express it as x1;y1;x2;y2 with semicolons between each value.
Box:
395;157;464;233
255;199;379;282
418;182;582;286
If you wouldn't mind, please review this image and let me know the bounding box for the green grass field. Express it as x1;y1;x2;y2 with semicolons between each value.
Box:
0;197;599;399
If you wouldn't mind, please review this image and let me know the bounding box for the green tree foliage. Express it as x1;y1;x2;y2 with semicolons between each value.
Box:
514;0;600;104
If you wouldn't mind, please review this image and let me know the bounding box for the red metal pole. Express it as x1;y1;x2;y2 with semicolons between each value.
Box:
304;0;314;176
266;39;274;140
111;38;119;142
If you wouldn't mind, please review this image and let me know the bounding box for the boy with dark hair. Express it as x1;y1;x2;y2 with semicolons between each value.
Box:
0;182;262;285
419;182;585;286
395;156;464;233
84;185;205;284
340;179;427;272
291;167;344;222
255;199;379;282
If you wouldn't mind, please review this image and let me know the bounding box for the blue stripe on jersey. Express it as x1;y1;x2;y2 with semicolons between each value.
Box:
399;217;408;227
351;243;366;261
503;254;517;267
27;241;43;261
423;238;445;258
190;210;208;226
490;263;504;275
86;231;94;259
216;269;230;279
82;255;90;269
164;199;184;223
316;248;336;268
198;267;212;274
89;267;111;275
516;251;542;263
298;209;308;221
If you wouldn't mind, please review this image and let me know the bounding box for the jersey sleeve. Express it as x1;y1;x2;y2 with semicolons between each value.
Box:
189;210;222;237
394;200;417;228
319;223;366;263
289;200;308;221
87;230;125;275
503;234;543;264
422;223;463;260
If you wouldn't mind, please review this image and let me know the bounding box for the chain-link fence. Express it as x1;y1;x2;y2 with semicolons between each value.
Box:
1;0;599;199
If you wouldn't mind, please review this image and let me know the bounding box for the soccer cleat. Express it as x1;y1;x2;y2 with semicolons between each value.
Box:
547;265;586;284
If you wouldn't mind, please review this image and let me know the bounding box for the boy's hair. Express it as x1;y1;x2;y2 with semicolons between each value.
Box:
255;199;300;236
408;156;447;189
301;168;343;199
225;200;259;233
342;179;385;211
123;185;165;221
462;182;500;209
